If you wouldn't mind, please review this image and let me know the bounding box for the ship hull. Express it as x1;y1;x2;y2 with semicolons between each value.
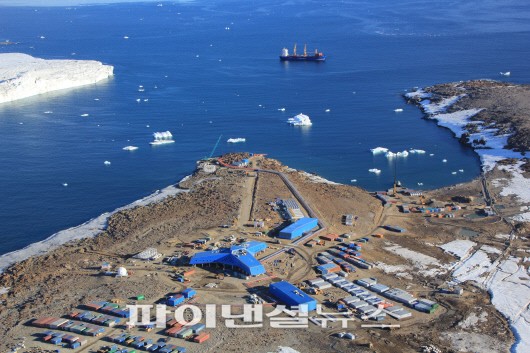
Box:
279;55;326;62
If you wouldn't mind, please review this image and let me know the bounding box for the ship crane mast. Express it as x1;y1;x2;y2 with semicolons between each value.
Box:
304;44;307;56
293;43;297;56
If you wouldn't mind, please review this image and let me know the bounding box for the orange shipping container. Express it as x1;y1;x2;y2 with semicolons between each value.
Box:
320;234;340;241
193;332;210;343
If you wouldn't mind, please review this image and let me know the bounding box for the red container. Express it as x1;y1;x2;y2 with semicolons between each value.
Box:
193;333;210;343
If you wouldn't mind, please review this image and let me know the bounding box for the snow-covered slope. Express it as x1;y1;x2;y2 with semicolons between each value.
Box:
0;53;113;103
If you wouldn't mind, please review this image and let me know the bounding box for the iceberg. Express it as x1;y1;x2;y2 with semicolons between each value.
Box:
409;149;426;154
287;113;312;126
150;131;175;145
227;138;246;143
0;53;113;104
370;147;388;154
385;150;409;158
104;160;111;165
123;146;138;151
368;168;381;174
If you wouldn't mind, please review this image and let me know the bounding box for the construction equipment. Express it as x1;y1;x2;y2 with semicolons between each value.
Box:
307;287;322;295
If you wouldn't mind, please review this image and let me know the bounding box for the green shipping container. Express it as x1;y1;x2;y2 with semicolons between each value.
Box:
136;295;145;301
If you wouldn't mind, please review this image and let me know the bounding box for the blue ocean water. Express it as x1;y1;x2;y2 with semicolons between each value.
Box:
1;0;530;256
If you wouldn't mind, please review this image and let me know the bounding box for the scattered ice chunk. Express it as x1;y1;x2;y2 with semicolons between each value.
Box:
451;171;457;175
19;122;23;125
278;108;286;112
409;149;426;154
370;147;388;154
39;35;45;39
429;153;434;156
225;26;230;30
123;146;138;151
209;120;213;124
325;109;331;112
62;183;68;187
500;71;511;76
44;111;53;114
80;113;89;117
143;99;148;102
442;159;447;163
104;161;111;165
123;36;129;39
394;108;403;112
459;169;464;173
227;138;246;143
417;182;424;186
94;98;99;101
196;55;199;58
138;87;145;92
350;179;357;183
146;125;150;127
368;168;381;174
136;98;141;103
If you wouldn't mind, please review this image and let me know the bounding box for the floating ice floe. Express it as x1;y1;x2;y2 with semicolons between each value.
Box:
123;146;138;151
123;36;129;39
138;87;145;92
227;138;246;143
150;131;175;145
104;161;111;165
80;113;89;117
94;98;99;101
62;183;68;187
287;113;312;126
370;147;389;154
143;99;148;102
368;168;381;174
442;159;447;163
500;71;511;76
451;171;457;175
325;109;331;112
136;98;141;103
429;153;434;156
459;169;464;173
44;111;53;114
278;108;286;112
417;182;424;186
39;35;45;39
386;150;409;158
394;108;403;112
350;179;357;183
146;124;150;128
409;149;426;154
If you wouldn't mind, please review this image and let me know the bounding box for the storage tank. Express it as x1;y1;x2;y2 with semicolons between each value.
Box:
116;267;128;277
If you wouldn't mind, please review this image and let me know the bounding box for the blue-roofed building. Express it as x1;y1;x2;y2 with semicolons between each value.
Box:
279;217;319;240
189;241;268;276
269;281;317;312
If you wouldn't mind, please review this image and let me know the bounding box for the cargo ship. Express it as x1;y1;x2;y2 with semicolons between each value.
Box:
279;44;326;62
